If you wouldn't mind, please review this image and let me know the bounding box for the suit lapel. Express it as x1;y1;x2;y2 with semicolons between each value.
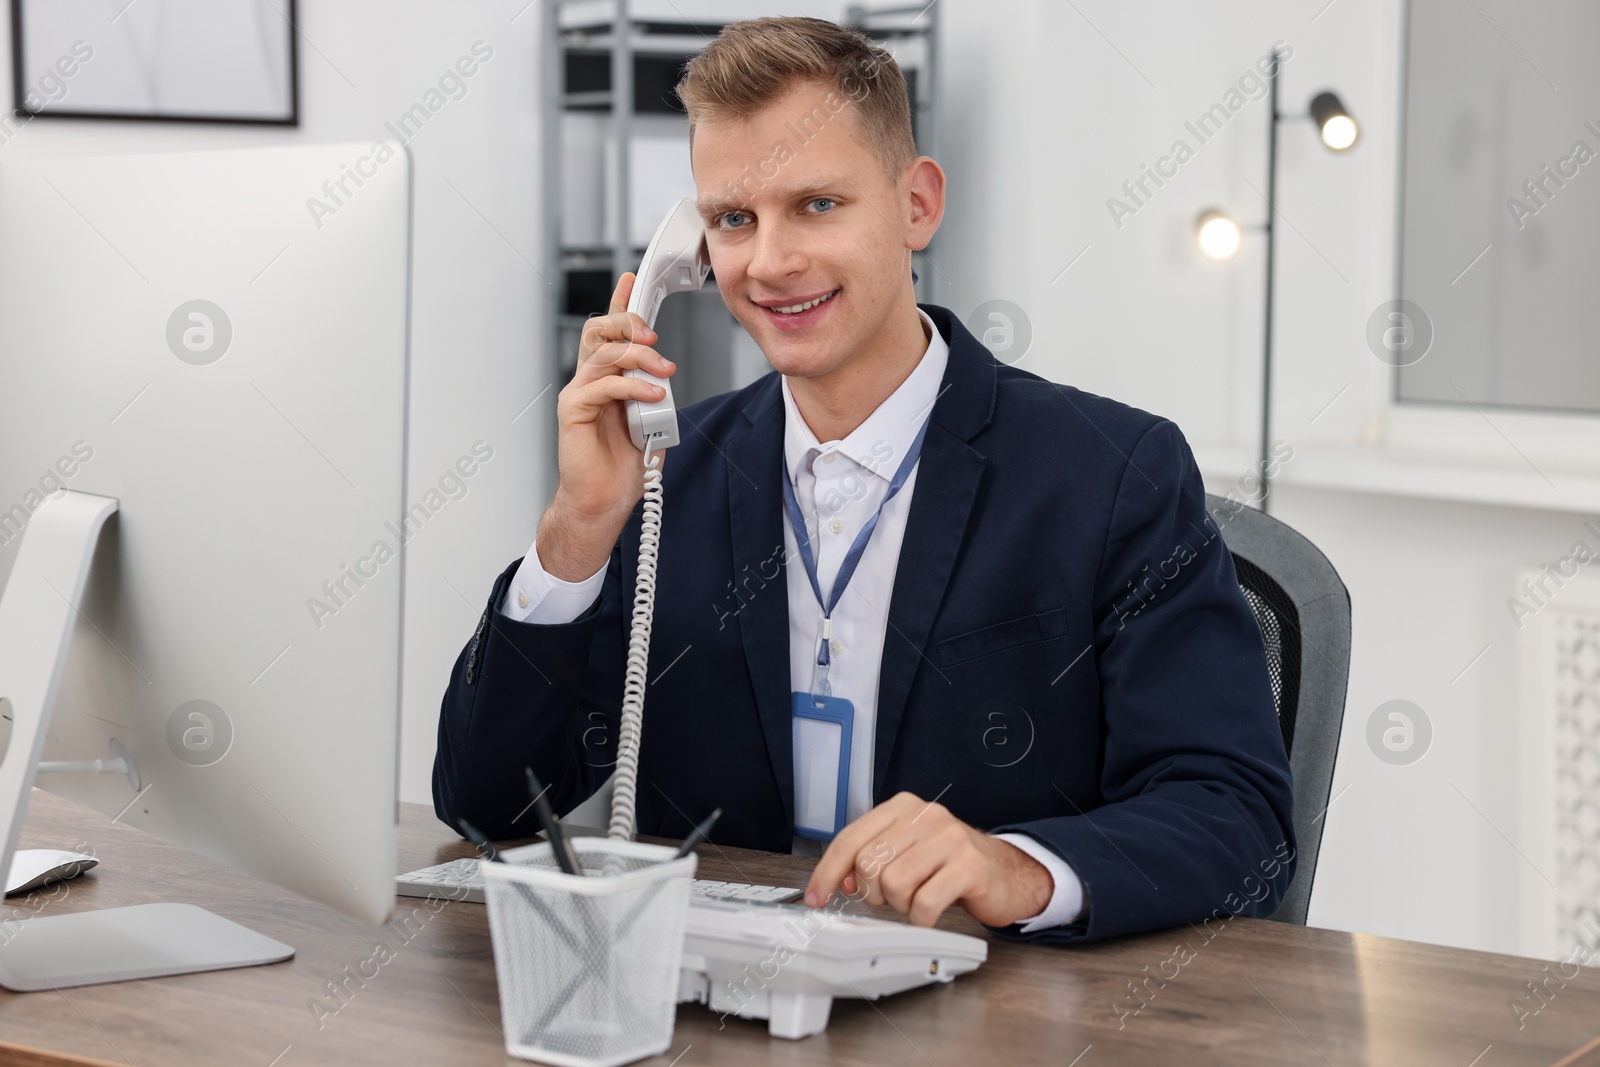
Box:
724;381;796;829
872;306;996;800
871;427;986;799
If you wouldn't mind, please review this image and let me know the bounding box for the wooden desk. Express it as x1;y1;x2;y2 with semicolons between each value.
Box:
2;789;1597;1067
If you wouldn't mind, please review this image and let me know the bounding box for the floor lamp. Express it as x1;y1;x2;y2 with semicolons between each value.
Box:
1195;44;1358;514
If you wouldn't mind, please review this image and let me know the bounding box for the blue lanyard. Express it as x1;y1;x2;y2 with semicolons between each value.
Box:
781;414;932;702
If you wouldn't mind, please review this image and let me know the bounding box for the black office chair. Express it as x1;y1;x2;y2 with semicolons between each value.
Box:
1205;494;1350;926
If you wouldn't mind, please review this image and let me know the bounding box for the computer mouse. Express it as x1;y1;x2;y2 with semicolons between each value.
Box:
5;849;98;896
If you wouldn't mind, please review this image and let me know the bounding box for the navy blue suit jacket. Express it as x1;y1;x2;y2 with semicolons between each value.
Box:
433;304;1296;943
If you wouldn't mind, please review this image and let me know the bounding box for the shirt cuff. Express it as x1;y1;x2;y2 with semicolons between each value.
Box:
499;539;606;623
993;831;1086;933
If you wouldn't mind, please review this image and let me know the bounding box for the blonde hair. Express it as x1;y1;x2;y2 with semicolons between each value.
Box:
676;16;917;183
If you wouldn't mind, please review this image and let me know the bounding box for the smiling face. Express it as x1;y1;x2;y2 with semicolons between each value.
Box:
690;78;943;384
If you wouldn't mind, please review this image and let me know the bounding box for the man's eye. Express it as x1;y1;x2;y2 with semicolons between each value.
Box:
719;211;750;230
808;198;837;213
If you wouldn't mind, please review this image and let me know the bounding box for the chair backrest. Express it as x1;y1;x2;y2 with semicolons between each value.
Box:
1205;494;1350;926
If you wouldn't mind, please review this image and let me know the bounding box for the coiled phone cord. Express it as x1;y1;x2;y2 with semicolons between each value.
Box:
608;445;664;840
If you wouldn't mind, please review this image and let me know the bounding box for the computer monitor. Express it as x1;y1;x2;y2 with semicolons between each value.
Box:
0;141;412;988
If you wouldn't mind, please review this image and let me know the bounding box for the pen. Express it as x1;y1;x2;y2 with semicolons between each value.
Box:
457;818;503;863
608;807;723;942
526;767;582;876
673;807;722;860
463;817;593;956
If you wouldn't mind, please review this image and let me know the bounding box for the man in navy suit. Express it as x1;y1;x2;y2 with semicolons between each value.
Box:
433;17;1294;943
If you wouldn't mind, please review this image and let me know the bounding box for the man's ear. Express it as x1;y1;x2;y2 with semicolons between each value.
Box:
904;157;946;252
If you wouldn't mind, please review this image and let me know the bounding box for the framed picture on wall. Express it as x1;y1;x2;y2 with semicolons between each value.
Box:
9;0;298;125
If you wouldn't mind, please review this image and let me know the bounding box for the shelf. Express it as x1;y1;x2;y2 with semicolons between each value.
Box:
562;245;648;258
561;20;727;41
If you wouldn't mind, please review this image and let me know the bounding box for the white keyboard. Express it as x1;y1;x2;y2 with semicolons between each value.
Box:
394;857;804;905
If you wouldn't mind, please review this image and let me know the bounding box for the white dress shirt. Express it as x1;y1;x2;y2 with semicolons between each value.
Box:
499;308;1084;932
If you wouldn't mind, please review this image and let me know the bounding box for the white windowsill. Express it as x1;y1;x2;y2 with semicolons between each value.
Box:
1195;443;1600;516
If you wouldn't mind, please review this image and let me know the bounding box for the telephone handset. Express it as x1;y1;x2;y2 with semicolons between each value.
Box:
624;197;710;452
609;198;710;843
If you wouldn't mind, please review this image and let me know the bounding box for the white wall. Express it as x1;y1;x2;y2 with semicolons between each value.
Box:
0;0;552;813
939;0;1600;957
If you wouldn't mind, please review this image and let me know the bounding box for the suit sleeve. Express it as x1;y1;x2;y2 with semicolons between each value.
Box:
988;420;1297;943
432;544;629;838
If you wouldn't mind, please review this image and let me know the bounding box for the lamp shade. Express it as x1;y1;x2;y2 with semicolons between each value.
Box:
1310;91;1358;150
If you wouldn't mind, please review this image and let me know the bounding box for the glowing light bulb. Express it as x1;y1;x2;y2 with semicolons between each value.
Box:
1196;212;1242;260
1321;114;1357;150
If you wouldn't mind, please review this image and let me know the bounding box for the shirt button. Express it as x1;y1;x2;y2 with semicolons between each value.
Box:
829;518;844;534
822;452;837;464
517;590;529;609
829;639;843;656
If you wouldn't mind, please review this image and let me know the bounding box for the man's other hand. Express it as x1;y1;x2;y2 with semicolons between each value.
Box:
803;792;1054;927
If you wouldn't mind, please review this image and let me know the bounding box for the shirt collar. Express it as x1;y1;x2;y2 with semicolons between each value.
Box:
781;307;949;487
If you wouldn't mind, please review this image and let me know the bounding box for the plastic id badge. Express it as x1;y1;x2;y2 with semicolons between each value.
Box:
791;692;854;842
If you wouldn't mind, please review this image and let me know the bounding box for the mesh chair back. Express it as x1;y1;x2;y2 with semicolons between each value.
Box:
1206;495;1350;926
1232;555;1301;756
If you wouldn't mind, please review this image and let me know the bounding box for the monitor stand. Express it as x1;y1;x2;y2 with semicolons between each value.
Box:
0;491;293;991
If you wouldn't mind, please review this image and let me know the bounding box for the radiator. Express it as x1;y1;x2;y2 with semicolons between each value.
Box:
1515;567;1600;960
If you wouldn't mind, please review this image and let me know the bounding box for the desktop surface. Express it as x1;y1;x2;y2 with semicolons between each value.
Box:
4;789;1599;1067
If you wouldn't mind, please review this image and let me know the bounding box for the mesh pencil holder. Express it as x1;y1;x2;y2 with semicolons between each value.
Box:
482;838;696;1067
